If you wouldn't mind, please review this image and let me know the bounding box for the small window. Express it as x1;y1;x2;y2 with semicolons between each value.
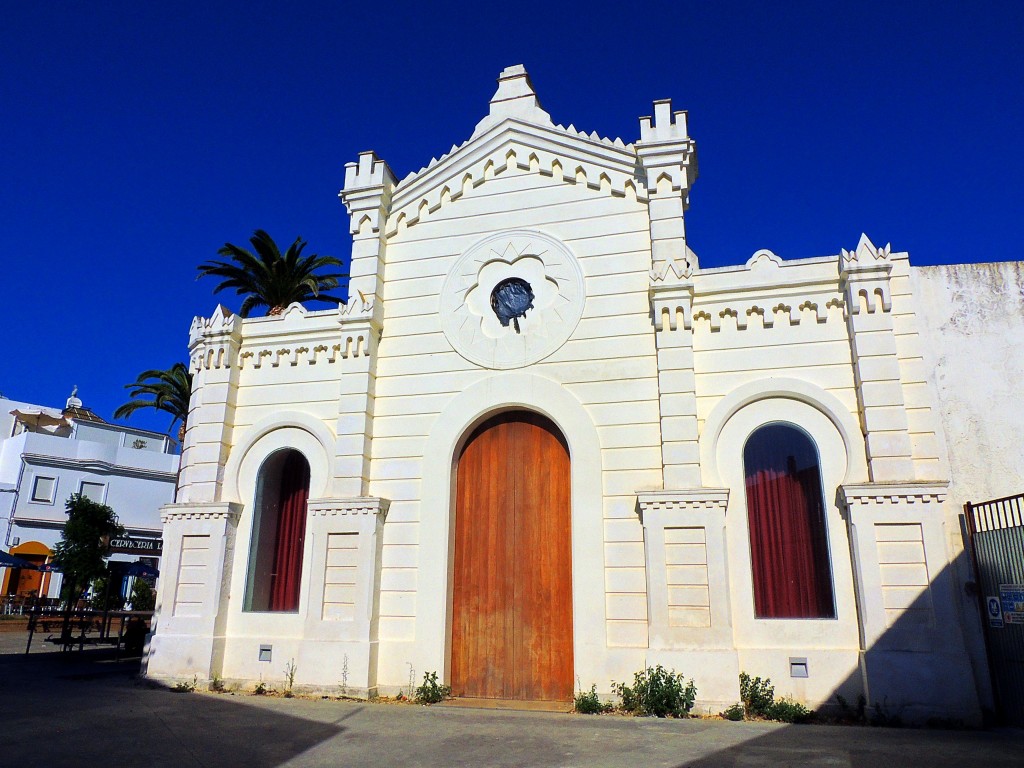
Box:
79;481;106;503
30;476;56;503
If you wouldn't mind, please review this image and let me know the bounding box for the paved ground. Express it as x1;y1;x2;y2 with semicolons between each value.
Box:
1;632;1021;768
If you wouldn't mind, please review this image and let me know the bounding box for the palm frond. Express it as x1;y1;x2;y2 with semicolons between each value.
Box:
114;363;193;434
198;230;348;316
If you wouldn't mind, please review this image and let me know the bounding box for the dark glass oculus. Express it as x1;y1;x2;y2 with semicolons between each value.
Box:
490;277;535;333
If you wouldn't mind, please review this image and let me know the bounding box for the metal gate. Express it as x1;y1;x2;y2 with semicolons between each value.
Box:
966;493;1024;726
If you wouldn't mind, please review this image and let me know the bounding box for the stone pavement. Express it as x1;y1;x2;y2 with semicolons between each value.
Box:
0;632;1020;768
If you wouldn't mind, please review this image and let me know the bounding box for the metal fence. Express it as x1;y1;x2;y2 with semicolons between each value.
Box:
965;493;1024;726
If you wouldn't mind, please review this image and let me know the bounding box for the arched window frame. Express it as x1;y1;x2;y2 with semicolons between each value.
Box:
742;421;837;620
244;448;310;613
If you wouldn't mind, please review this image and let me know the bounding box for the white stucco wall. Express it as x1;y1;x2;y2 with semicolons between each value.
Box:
913;261;1024;507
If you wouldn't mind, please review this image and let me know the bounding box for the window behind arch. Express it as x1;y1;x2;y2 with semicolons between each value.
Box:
743;423;835;619
244;449;310;612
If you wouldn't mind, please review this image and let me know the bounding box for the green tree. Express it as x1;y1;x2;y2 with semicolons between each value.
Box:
114;363;193;442
52;494;125;610
129;578;156;611
197;229;346;317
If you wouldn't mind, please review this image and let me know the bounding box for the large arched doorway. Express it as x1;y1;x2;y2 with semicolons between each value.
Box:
450;411;574;702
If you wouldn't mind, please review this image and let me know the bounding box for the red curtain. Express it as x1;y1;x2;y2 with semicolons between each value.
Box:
745;432;835;619
268;451;310;612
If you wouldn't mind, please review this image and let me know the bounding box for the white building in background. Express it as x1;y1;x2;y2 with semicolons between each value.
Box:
0;389;178;599
146;66;1024;723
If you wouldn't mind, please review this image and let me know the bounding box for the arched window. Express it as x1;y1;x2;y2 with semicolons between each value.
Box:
743;423;835;619
244;449;310;612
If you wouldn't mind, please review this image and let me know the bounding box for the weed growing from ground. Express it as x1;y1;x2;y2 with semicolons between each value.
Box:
613;665;697;717
339;654;349;697
720;703;745;721
739;672;775;718
574;682;612;715
173;676;198;693
283;659;297;698
414;671;452;704
737;672;813;723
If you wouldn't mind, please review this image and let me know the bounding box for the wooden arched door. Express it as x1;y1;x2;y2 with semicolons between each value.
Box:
451;411;574;702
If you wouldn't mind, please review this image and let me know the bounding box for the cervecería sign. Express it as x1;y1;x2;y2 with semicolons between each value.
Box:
109;537;163;555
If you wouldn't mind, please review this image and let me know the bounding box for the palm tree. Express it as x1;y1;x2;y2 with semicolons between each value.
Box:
114;363;193;443
197;229;346;317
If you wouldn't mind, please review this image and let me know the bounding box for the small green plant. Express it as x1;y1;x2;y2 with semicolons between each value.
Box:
768;697;813;724
835;693;868;724
574;682;612;715
737;672;814;723
613;665;697;718
283;659;297;698
739;672;776;718
414;671;452;704
209;674;225;693
721;703;745;721
253;678;268;696
173;675;198;693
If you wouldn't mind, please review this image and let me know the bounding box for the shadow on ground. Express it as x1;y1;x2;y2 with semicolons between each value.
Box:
0;645;344;768
1;639;1022;768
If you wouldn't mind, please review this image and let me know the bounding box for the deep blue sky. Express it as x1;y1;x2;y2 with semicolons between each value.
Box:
2;1;1022;436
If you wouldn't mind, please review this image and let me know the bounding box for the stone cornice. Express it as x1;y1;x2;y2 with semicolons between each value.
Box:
637;488;730;513
840;482;949;507
307;496;391;518
160;501;242;523
21;453;178;482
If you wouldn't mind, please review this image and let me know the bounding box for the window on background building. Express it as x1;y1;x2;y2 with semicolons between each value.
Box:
30;476;56;503
743;423;836;619
244;449;310;612
79;481;106;503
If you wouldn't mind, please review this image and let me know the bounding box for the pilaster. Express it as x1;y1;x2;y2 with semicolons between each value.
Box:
145;501;242;681
637;489;739;709
649;274;701;488
839;482;980;724
638;100;701;490
335;151;395;496
178;306;242;503
297;496;389;696
841;234;915;482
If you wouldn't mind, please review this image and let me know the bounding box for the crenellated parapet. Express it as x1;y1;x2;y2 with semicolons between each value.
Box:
678;250;848;334
188;304;241;372
637;99;699;285
188;302;377;373
636;99;697;195
341;150;396;237
840;233;894;314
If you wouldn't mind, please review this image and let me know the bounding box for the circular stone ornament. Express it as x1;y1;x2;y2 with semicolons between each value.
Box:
440;230;585;369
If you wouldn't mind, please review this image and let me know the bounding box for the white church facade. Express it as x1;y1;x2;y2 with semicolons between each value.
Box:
145;66;1024;723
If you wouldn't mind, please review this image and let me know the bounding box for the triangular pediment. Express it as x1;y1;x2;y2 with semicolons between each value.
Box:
385;66;645;239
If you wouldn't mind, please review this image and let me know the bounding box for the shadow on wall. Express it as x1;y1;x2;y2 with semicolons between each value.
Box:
718;543;989;728
673;545;1000;766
